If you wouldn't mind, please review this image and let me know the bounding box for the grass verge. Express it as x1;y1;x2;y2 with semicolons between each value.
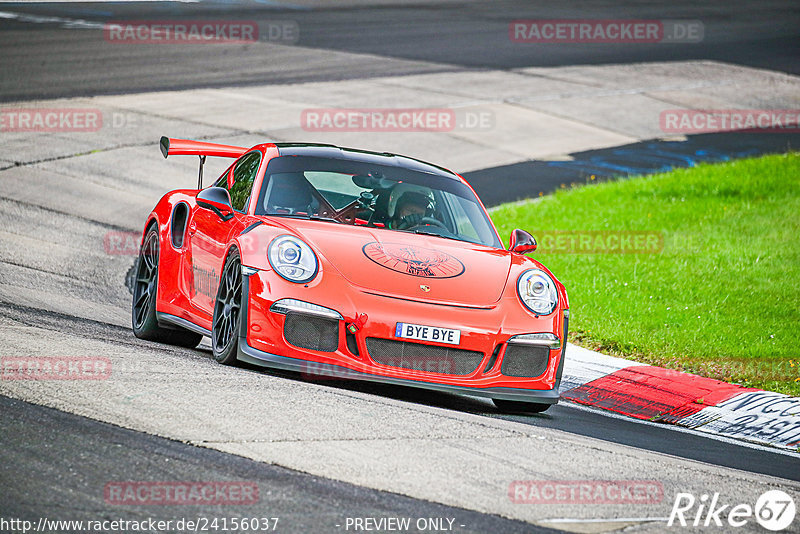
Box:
491;153;800;396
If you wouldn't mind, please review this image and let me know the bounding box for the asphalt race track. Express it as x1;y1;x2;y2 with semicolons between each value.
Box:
1;1;799;533
0;0;798;101
1;395;553;534
465;132;800;206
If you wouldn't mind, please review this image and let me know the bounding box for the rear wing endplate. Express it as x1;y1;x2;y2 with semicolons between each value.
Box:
160;136;248;188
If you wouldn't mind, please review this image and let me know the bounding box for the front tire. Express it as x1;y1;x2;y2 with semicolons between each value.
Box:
212;248;243;365
492;399;551;414
132;225;203;348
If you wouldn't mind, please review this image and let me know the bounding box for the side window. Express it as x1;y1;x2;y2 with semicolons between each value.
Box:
229;151;262;212
444;194;481;242
214;164;233;189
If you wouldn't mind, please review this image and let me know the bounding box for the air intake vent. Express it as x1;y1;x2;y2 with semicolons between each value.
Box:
365;338;483;376
283;312;339;352
500;344;550;378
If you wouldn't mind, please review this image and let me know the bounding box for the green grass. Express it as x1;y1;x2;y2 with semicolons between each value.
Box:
491;153;800;395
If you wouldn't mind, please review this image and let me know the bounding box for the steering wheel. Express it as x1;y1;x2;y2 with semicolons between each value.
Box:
411;217;448;230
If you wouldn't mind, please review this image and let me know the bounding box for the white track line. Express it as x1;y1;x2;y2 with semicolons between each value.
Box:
0;10;106;28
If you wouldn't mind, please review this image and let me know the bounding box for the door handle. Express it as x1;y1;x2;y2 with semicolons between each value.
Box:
189;221;197;236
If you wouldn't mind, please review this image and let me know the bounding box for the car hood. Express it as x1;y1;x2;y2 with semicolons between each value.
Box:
276;220;512;307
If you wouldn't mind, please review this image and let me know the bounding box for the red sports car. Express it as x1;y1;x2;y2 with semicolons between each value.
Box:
132;137;569;412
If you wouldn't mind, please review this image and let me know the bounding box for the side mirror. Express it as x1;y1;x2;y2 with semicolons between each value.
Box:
509;229;537;254
197;187;234;221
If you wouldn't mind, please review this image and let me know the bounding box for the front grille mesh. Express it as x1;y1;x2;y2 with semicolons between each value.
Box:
365;338;484;376
283;312;339;352
500;344;550;378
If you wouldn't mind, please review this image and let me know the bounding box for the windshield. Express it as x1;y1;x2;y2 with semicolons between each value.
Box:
255;156;501;248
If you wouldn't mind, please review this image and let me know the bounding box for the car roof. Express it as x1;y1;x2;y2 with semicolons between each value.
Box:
273;143;461;181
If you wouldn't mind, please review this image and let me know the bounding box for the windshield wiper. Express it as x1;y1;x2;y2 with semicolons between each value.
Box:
269;213;339;223
309;214;339;223
412;228;469;243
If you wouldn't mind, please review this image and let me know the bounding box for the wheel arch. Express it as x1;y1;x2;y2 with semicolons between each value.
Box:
142;215;160;241
211;243;244;365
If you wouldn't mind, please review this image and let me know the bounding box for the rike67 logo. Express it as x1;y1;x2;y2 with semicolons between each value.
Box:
668;490;796;531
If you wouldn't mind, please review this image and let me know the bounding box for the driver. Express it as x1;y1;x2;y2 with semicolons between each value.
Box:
385;182;437;230
390;191;431;229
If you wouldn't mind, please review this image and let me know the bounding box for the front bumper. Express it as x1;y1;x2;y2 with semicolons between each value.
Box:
237;269;568;404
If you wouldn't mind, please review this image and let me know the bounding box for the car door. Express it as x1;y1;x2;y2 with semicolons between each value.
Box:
187;150;262;319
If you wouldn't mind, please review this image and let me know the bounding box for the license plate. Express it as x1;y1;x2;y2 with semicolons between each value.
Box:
395;322;461;345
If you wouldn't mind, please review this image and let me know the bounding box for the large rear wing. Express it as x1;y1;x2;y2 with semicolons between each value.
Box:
160;136;248;188
160;136;247;159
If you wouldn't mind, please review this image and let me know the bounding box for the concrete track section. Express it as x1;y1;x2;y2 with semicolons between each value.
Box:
1;60;797;175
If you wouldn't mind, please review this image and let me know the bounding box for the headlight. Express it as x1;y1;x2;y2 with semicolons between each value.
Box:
517;269;558;315
268;235;318;283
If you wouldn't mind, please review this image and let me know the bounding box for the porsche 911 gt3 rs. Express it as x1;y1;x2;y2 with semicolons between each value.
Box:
132;137;569;413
